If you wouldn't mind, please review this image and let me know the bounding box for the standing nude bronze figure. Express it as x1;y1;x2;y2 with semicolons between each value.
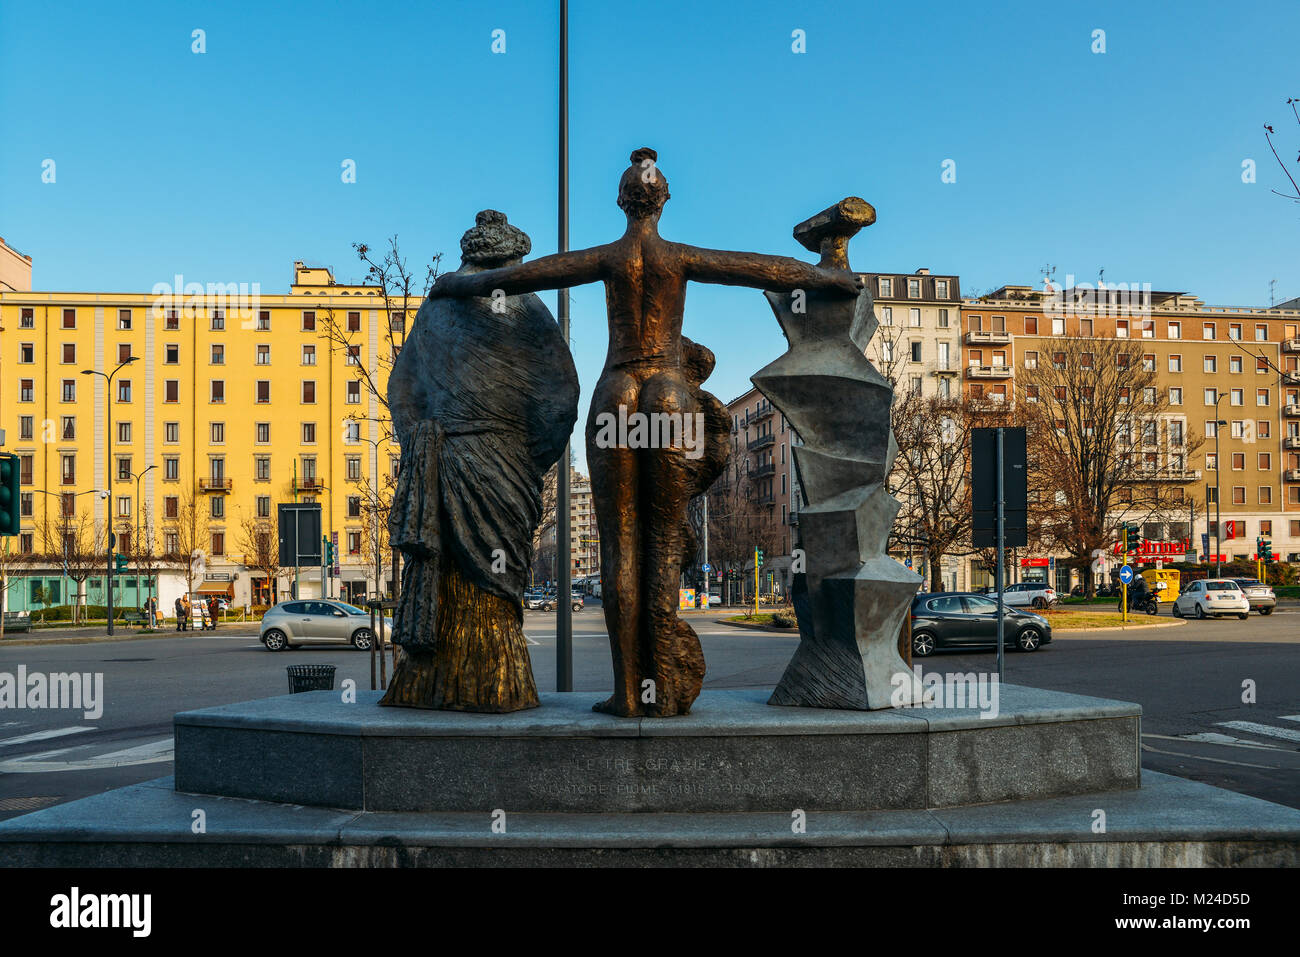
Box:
430;147;862;716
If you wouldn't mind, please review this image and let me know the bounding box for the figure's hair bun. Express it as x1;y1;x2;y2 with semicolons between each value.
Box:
630;147;657;164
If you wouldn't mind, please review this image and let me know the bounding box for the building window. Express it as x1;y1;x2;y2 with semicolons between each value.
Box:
880;306;893;326
256;422;271;443
211;344;225;365
20;308;34;328
1230;389;1243;406
347;344;361;366
1169;387;1182;405
19;379;33;403
118;422;132;444
256;380;271;403
1051;317;1065;335
302;311;316;331
117;308;132;330
19;455;33;485
61;454;76;486
211;495;225;519
1259;486;1272;505
302;381;316;403
1203;322;1215;339
1169;354;1182;372
211;309;225;331
164;457;179;481
1259;452;1272;470
935;279;949;298
346;380;361;404
909;308;921;327
1232;452;1245;470
211;380;225;403
348;311;361;332
1258;357;1270;374
117;380;132;402
165;309;180;330
210;422;225;444
117;495;132;518
910;341;922;362
164;422;179;443
1168;321;1181;339
257;310;271;331
1230;355;1243;374
165;344;180;364
165;380;179;403
346;456;362;481
255;456;271;480
62;308;76;329
343;420;360;443
62;379;76;402
256;495;271;518
164;496;179;518
211;532;225;556
302;345;316;365
19;416;33;440
1255;324;1268;342
347;496;362;518
878;277;892;297
302;422;317;444
348;531;362;555
938;308;949;328
256;344;271;365
1257;389;1270;406
390;312;406;333
907;278;920;298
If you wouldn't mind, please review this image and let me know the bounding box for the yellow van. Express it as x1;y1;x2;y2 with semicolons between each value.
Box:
1140;568;1180;604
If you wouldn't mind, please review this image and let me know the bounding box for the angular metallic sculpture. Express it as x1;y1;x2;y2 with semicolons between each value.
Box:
756;198;930;710
430;149;861;716
382;211;579;712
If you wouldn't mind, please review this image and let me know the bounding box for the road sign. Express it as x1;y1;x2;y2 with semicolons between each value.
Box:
1201;533;1210;555
971;427;1028;548
904;558;913;569
1118;565;1134;585
701;563;711;575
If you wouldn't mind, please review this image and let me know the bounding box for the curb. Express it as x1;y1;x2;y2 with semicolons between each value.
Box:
0;628;258;647
714;617;799;633
1053;618;1188;634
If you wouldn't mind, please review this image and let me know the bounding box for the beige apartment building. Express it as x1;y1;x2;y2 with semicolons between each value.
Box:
962;284;1300;592
861;269;963;397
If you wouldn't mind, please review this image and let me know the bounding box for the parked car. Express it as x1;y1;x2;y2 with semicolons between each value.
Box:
259;599;391;651
523;590;549;610
1171;579;1249;620
999;582;1059;610
1230;579;1276;616
909;592;1052;657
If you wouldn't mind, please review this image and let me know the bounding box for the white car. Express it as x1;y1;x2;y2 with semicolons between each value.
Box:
999;582;1059;609
1172;579;1249;620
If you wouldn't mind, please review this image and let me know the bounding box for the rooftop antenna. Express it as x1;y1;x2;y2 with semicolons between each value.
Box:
1269;278;1278;306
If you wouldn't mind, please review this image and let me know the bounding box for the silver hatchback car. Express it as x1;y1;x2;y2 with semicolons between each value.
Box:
259;600;391;651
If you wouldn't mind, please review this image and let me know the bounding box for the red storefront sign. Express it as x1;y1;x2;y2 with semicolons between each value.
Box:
1020;558;1050;567
1111;539;1190;557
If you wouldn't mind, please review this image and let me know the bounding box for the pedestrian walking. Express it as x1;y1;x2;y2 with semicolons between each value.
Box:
207;596;220;630
174;596;185;632
181;595;192;632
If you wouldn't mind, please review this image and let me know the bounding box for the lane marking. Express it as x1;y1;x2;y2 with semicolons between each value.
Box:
0;737;173;773
1215;720;1300;744
1149;731;1285;752
0;726;96;749
1279;715;1300;724
1141;742;1275;770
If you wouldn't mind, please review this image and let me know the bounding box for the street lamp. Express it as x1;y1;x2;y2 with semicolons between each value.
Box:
1211;389;1229;577
132;464;157;615
82;355;138;634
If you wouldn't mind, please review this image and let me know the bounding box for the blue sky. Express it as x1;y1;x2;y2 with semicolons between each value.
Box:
2;0;1298;468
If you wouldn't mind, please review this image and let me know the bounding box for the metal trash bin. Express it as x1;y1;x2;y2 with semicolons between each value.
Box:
286;664;337;694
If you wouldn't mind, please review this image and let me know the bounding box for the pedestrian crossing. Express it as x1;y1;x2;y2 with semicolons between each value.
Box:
1214;717;1300;745
0;725;172;774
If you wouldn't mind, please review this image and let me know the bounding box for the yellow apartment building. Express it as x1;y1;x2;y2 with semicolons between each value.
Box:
0;260;417;613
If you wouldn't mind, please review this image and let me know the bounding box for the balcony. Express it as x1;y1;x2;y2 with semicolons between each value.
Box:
1286;469;1300;483
198;477;232;493
747;433;775;452
963;330;1012;346
786;511;799;526
1282;338;1300;353
1284;436;1300;450
1286;405;1300;417
1138;468;1202;482
742;403;776;429
754;492;775;506
1283;372;1300;386
298;477;322;491
930;363;959;376
750;462;775;480
965;364;1013;379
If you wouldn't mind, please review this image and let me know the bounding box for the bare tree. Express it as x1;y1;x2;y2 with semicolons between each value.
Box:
706;439;783;596
38;505;99;623
889;392;1018;591
1264;98;1300;205
169;489;210;599
1015;335;1204;594
236;509;282;607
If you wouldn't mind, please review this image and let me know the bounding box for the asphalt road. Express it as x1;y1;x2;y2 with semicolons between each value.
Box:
0;605;1296;821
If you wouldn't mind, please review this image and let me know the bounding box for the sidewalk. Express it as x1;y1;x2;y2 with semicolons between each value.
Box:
0;621;257;646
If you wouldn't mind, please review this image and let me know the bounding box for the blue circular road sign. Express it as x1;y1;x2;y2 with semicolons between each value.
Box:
1119;565;1134;584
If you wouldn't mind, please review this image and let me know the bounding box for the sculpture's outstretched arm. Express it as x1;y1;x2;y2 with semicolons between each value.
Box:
430;248;608;298
679;245;863;297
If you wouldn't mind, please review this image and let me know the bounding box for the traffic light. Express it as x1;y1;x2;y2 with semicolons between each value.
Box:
114;553;128;574
1123;524;1140;552
755;548;764;568
1260;539;1273;562
0;454;19;536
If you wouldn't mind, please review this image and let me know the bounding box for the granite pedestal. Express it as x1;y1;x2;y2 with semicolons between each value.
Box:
1;686;1298;866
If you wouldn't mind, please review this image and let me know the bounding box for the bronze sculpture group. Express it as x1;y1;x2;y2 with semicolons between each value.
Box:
382;147;920;717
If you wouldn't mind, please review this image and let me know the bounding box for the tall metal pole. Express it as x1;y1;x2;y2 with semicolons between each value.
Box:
106;376;114;635
555;0;573;692
995;427;1006;684
1213;393;1225;577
